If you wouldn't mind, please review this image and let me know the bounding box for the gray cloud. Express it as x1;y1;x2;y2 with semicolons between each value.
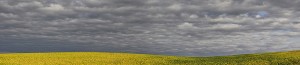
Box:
0;0;300;56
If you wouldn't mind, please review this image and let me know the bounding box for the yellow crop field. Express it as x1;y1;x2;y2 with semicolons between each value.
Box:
0;50;300;65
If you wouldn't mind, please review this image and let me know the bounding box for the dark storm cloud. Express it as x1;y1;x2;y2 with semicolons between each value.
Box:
0;0;300;56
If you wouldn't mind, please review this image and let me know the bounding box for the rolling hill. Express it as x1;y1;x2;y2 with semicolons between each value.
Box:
0;50;300;65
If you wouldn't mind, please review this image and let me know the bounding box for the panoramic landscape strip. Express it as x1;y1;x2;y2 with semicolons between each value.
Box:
0;50;300;65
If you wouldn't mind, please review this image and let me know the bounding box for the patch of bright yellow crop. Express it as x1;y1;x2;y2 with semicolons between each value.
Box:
0;51;300;65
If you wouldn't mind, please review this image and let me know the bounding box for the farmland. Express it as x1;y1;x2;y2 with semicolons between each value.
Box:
0;50;300;65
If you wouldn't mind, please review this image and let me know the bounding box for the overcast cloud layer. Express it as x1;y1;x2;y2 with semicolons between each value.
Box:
1;0;300;56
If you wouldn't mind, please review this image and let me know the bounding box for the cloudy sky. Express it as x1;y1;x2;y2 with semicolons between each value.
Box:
1;0;300;56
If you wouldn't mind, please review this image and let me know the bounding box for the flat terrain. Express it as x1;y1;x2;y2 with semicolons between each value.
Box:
0;51;300;65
